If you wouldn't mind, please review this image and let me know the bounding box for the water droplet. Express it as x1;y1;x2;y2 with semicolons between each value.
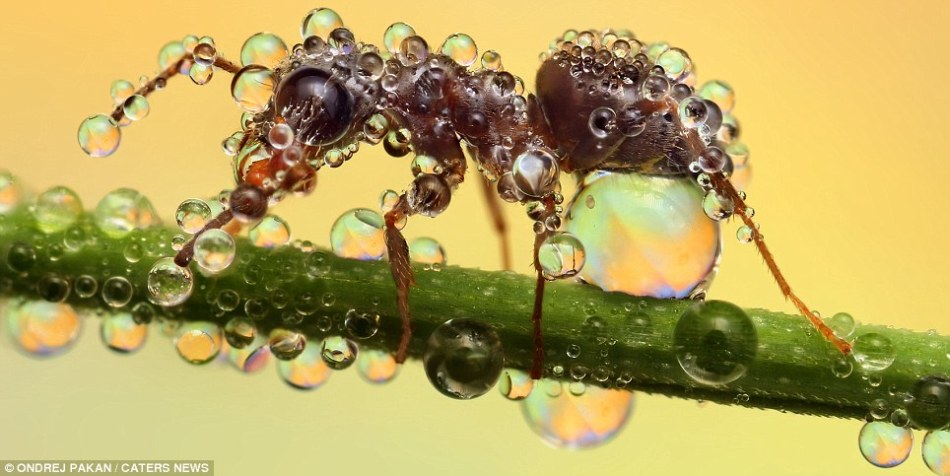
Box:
36;274;70;303
101;312;147;353
158;41;186;70
538;232;586;280
678;96;707;128
566;344;582;359
5;299;81;356
0;171;22;214
193;229;235;273
399;35;428;66
302;8;344;40
674;300;757;386
858;421;912;468
110;79;135;103
521;382;634;449
175;199;212;234
278;343;332;390
74;275;98;299
832;356;854;378
499;369;534;400
383;22;416;55
826;312;856;339
228;339;270;373
640;74;670;101
923;430;950;476
77;114;121;157
423;318;504;400
853;333;896;372
698;80;735;113
330;208;386;260
321;335;359;370
344;309;380;339
249;215;291;248
94;188;161;238
409;237;447;265
441;33;478;67
357;349;400;384
224;316;256;349
34;186;83;233
122;94;149;121
702;190;734;221
147;257;194;307
906;375;950;430
512;148;559;197
481;50;503;70
101;276;133;308
656;47;691;80
231;65;276;113
870;399;889;420
268;329;306;361
175;321;222;365
240;32;288;68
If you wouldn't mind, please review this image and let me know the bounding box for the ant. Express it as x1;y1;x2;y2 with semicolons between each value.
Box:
77;7;851;380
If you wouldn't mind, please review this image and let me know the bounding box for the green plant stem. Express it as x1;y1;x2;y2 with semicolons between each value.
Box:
1;208;947;422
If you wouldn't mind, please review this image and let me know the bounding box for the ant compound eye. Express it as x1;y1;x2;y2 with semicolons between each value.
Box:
275;67;354;146
229;184;268;223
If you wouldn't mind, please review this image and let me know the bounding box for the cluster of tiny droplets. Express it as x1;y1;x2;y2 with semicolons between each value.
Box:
544;28;753;244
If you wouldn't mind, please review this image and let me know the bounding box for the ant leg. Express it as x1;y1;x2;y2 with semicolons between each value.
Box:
710;173;852;354
174;184;269;267
530;230;548;379
383;199;415;363
479;174;513;271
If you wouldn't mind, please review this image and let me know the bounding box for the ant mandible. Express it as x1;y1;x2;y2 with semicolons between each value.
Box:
77;7;851;380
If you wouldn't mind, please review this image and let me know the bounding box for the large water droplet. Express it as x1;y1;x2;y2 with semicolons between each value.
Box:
175;199;212;234
499;369;534;401
357;349;399;384
858;421;912;468
240;32;288;68
94;188;161;238
440;33;478;67
193;229;236;273
852;333;896;372
408;237;446;265
249;215;291;248
906;375;950;431
383;22;416;55
101;276;133;308
538;232;586;280
122;95;150;121
231;65;276;113
175;321;222;365
224;316;256;349
673;300;757;386
521;382;634;449
330;208;386;260
78;115;121;157
5;299;81;357
923;430;950;476
423;318;504;400
268;328;306;360
301;8;344;40
698;80;735;113
321;335;359;370
34;186;83;233
278;343;332;390
100;312;147;353
147;257;194;307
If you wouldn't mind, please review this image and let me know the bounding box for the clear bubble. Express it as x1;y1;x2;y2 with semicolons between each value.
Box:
564;172;719;298
101;276;133;308
122;95;150;121
110;79;135;104
853;333;896;372
94;188;161;238
512;148;559;197
78;114;121;157
409;237;447;265
5;299;81;357
278;343;332;390
7;242;36;273
499;368;534;401
858;421;912;468
702;190;734;221
302;8;344;40
656;47;691;80
100;312;147;353
679;96;707;128
640;74;670;101
74;275;98;299
441;33;478;67
344;309;380;339
906;375;950;430
33;186;83;233
923;430;950;476
826;312;856;339
268;328;306;360
0;171;22;214
147;257;194;307
424;318;504;400
321;335;359;370
399;35;428;66
224;316;256;349
231;65;276;113
481;50;503;70
158;41;187;70
249;215;291;248
228;338;270;373
674;300;757;386
538;232;586;280
175;199;212;234
330;208;386;260
698;80;735;113
175;321;222;365
194;229;236;273
832;356;854;378
736;225;755;244
383;22;416;55
356;349;400;384
241;32;288;68
521;381;634;449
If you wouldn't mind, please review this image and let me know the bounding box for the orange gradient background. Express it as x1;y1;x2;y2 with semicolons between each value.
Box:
1;1;949;475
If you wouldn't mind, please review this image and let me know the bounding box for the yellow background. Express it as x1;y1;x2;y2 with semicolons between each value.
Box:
2;0;949;474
